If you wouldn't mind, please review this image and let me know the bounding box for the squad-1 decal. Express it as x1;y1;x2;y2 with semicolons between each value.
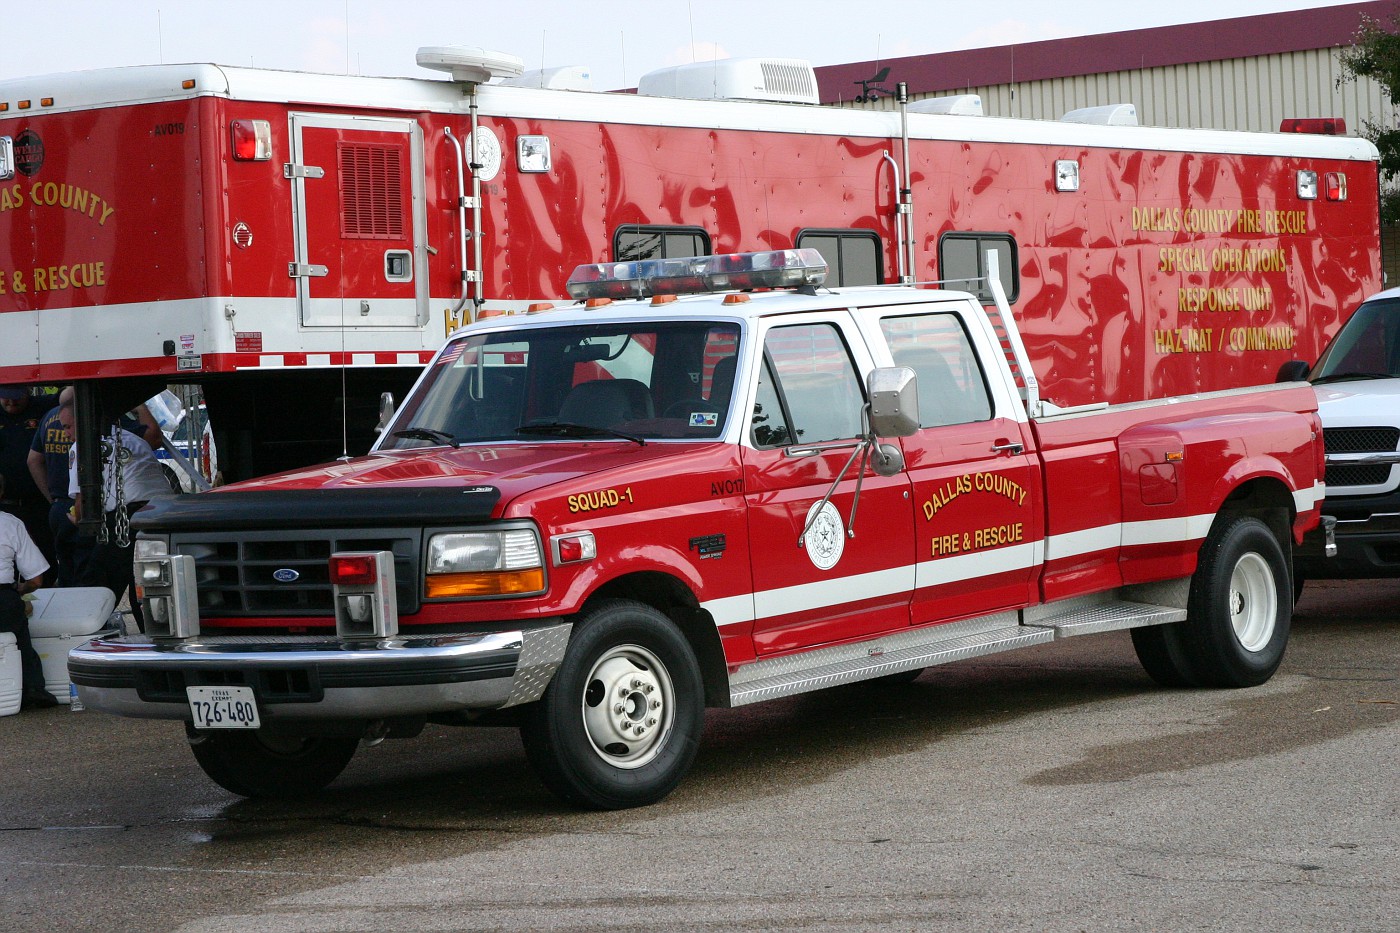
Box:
567;486;634;513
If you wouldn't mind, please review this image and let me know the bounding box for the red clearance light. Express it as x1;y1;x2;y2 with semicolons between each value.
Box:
329;554;378;586
230;119;272;161
1279;118;1346;136
1326;172;1348;201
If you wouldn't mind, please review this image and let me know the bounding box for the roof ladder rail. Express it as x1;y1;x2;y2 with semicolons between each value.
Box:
984;250;1042;418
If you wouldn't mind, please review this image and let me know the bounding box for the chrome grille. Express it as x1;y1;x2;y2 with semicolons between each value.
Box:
171;529;420;617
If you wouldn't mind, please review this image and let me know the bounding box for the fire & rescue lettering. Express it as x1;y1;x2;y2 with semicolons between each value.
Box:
930;522;1025;556
0;262;107;294
567;486;635;513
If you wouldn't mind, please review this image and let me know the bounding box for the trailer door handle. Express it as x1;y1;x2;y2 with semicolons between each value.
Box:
992;440;1024;456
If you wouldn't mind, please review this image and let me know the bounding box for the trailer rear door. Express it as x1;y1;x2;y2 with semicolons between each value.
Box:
288;114;426;329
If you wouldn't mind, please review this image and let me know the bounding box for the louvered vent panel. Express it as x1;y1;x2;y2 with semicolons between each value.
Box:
339;144;405;239
761;62;817;100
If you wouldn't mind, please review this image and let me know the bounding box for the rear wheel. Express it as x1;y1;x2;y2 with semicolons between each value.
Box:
185;725;358;797
520;600;704;810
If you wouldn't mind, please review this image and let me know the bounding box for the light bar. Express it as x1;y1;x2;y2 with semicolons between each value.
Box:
566;249;828;301
1279;117;1347;136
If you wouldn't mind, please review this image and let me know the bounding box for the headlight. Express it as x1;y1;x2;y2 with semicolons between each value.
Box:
425;529;544;598
134;536;170;561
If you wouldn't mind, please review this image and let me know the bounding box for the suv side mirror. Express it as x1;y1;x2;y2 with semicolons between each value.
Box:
375;391;396;434
867;366;920;438
1276;360;1311;383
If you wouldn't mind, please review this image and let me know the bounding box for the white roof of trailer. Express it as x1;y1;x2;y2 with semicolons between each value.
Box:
0;61;1378;163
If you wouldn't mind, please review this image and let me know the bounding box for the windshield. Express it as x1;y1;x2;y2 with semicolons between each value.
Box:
1313;297;1400;381
380;320;742;448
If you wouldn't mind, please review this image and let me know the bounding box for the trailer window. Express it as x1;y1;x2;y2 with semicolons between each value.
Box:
753;323;864;447
939;233;1018;303
796;229;882;285
1312;297;1400;379
880;313;993;426
614;225;711;262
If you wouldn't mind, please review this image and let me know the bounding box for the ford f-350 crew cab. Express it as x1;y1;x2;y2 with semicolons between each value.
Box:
70;250;1326;809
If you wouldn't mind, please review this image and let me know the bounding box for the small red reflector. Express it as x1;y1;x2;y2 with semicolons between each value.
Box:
1279;117;1346;136
1326;172;1347;201
329;555;378;586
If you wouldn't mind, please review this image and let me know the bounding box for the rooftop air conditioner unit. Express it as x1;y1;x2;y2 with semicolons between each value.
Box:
1061;103;1139;126
637;58;818;104
907;94;984;116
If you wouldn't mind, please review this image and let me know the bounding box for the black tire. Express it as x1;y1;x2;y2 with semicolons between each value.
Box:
1292;569;1306;606
185;724;358;798
520;600;704;810
1181;514;1292;688
1131;622;1202;688
868;667;925;687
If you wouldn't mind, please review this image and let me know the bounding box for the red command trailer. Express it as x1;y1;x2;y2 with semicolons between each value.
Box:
0;49;1379;482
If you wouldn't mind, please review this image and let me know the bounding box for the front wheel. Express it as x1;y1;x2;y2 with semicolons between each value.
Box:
185;725;358;798
1183;514;1292;688
520;600;704;809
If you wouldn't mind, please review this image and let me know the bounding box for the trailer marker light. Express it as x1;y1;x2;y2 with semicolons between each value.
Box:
230;119;272;161
0;103;8;112
1296;170;1318;200
566;249;827;301
17;100;30;110
182;79;196;90
1279;118;1346;136
1325;172;1347;201
40;97;54;107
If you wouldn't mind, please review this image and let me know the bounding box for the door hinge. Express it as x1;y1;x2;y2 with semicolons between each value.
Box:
288;263;329;278
283;163;326;179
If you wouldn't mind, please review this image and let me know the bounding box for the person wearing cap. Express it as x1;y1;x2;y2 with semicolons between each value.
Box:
0;472;56;709
0;385;56;568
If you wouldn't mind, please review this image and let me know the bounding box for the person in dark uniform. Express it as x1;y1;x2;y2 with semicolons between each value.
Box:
27;387;89;586
0;473;56;709
0;385;55;566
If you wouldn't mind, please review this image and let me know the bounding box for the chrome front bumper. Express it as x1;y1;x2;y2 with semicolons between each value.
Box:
67;623;572;722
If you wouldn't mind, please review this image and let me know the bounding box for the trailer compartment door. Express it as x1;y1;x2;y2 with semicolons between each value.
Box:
289;114;426;329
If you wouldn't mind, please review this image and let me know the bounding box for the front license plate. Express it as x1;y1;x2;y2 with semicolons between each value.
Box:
187;685;261;729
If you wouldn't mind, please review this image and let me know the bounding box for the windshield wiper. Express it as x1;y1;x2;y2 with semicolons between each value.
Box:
391;427;460;447
1311;371;1397;385
515;422;646;446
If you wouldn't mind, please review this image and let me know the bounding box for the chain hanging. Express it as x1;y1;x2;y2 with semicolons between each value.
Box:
112;427;132;548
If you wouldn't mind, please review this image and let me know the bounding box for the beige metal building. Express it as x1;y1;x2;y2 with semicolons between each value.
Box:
814;1;1400;279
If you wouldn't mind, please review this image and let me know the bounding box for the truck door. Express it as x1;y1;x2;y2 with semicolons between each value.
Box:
741;316;916;656
288;114;427;329
874;309;1042;624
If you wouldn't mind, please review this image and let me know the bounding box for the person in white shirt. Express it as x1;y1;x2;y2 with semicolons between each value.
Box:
0;473;55;709
59;402;175;632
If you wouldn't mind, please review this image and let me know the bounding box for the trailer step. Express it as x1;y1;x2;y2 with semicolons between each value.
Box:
728;614;1051;707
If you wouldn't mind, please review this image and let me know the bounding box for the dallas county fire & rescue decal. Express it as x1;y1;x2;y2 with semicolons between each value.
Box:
802;500;845;570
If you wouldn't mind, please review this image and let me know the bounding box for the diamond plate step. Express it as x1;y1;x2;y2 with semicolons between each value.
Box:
1027;599;1186;639
729;615;1053;707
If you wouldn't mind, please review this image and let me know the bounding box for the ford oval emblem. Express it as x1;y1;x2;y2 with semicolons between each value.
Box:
272;568;301;583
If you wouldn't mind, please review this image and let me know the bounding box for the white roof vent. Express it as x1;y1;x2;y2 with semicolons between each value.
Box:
1061;103;1138;126
501;65;593;91
907;94;984;116
416;46;524;84
637;58;818;104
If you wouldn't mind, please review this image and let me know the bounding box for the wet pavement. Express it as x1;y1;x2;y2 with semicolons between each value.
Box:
1;578;1395;931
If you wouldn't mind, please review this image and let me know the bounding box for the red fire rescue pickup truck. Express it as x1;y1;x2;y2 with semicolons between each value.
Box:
69;250;1327;809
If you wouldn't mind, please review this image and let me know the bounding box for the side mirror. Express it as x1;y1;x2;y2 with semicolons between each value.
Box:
867;366;920;439
1276;360;1311;383
375;391;396;434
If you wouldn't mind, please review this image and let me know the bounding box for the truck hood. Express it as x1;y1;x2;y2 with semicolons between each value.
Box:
1314;378;1400;426
134;442;714;531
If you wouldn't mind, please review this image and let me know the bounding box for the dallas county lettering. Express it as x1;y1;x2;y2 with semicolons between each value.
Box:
0;182;116;225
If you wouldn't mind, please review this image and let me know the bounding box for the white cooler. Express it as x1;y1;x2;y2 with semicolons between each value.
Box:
0;632;20;716
27;588;118;703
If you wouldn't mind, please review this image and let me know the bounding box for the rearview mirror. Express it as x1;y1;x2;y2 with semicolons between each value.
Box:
867;366;919;438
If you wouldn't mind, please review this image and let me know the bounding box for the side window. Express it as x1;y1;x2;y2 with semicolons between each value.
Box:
880;313;993;427
939;232;1018;303
752;323;865;447
614;225;711;262
796;229;883;286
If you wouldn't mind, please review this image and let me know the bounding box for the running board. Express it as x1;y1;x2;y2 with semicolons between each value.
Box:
727;596;1187;707
729;613;1048;707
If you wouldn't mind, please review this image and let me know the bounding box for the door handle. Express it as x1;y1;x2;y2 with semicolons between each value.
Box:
992;440;1024;455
